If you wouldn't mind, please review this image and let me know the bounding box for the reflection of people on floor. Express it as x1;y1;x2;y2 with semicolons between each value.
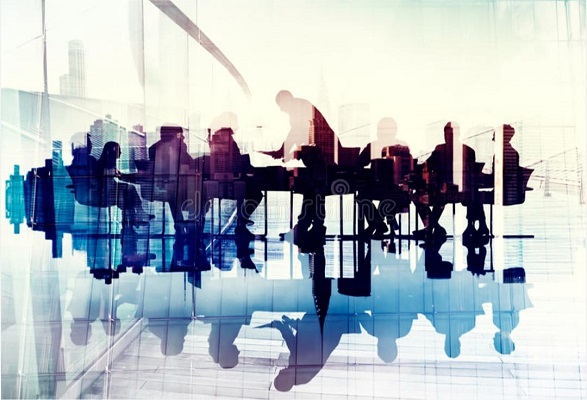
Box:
423;237;454;279
259;244;339;391
359;313;415;363
271;313;346;391
358;243;419;363
68;271;139;345
423;245;485;358
201;266;270;369
96;142;153;227
235;227;259;272
309;250;332;332
337;238;371;297
119;225;155;274
149;319;191;356
493;311;518;355
138;272;193;356
465;243;488;276
170;225;209;271
208;319;243;368
484;268;532;355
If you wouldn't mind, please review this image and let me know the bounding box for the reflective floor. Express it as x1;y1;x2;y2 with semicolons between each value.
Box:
1;187;585;399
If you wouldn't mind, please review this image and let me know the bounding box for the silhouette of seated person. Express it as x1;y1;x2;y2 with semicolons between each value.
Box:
358;117;411;239
207;112;263;235
483;124;532;205
95;141;153;226
465;125;531;244
66;133;100;206
414;122;487;240
358;117;409;167
292;145;328;253
263;90;338;165
146;125;199;228
67;137;151;226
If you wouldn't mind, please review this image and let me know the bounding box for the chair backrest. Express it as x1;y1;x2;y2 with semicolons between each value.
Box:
503;166;533;206
371;159;394;183
210;128;235;180
337;144;361;168
65;164;112;207
520;166;533;188
384;145;413;180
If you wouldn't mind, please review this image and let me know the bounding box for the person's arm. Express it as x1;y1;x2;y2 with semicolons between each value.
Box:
358;143;372;168
260;144;284;159
148;144;156;161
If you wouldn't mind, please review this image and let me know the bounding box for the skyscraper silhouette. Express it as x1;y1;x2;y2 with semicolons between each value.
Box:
59;40;86;98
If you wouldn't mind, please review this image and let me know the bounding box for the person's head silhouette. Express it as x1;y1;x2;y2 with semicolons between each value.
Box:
376;117;398;142
492;124;516;144
209;112;239;133
208;321;242;368
149;320;189;356
101;318;121;336
273;368;295;392
159;125;184;141
214;343;240;368
444;121;460;144
377;336;399;363
275;90;294;112
493;332;515;354
70;132;92;155
445;335;461;358
493;310;519;355
70;320;91;346
100;142;122;169
503;124;515;143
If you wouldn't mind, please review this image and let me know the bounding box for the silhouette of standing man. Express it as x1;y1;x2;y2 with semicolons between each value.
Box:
264;90;338;165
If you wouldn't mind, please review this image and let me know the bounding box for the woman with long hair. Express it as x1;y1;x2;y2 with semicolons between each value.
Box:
97;141;153;226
